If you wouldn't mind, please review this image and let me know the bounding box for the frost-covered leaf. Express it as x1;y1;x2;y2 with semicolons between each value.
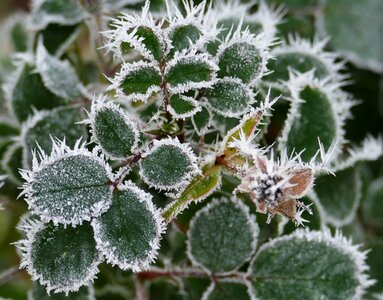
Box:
217;30;270;84
22;106;87;167
36;39;84;100
249;229;374;300
279;71;348;162
2;13;29;52
362;178;383;229
312;167;361;226
202;280;253;300
187;198;258;274
0;174;6;189
109;62;161;102
168;94;201;119
264;37;344;84
162;164;222;223
139;138;199;190
92;182;164;271
40;23;80;56
20;140;113;226
87;98;140;160
4;62;67;122
205;78;253;117
165;52;218;94
321;0;383;73
167;24;201;56
20;221;101;294
191;106;211;136
31;0;88;30
127;26;163;61
29;283;94;300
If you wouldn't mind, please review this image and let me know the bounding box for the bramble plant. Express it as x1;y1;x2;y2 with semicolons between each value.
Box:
0;0;383;299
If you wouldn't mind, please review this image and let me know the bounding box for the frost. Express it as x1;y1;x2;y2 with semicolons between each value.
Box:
0;174;6;189
333;135;383;172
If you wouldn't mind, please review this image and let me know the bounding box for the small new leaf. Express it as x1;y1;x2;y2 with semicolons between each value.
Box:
109;61;161;102
165;51;218;94
139;138;199;191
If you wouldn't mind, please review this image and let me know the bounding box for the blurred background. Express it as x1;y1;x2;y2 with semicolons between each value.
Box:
0;0;382;299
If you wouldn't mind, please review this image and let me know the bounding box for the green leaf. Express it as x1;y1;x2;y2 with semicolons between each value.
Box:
90;100;139;159
22;106;87;167
31;0;87;30
191;106;211;135
29;284;93;300
265;0;318;9
6;63;67;122
1;143;23;184
202;281;252;300
0;118;19;141
322;0;383;73
21;222;100;294
168;24;201;56
205;78;253;117
218;42;264;84
21;141;113;225
168;94;201;119
313;167;361;226
165;53;217;93
281;84;338;162
92;183;164;271
40;23;80;56
162;164;222;223
249;229;373;300
113;62;161;102
6;14;29;52
139;138;198;190
187;198;258;273
362;178;383;229
36;39;84;100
